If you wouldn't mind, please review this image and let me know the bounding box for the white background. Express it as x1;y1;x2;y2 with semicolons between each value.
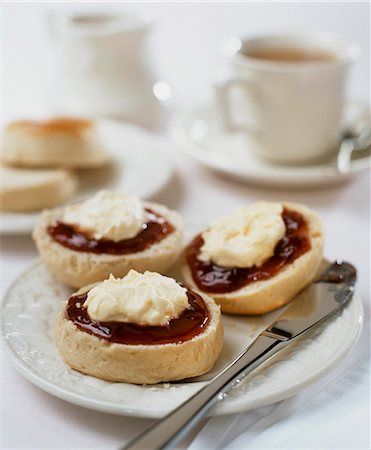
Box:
2;2;370;117
1;2;370;450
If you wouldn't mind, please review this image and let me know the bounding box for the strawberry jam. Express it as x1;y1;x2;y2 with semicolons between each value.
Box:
186;208;311;294
66;288;209;345
48;208;174;255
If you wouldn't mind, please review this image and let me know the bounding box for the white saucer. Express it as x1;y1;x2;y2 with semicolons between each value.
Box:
0;119;174;235
170;103;370;188
1;252;363;419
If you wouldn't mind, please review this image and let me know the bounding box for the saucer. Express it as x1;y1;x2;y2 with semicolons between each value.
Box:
0;119;174;235
170;103;370;188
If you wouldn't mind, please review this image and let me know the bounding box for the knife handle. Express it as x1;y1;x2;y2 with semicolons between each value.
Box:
121;333;287;450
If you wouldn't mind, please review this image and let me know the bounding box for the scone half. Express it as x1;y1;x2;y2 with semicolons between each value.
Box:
33;201;183;288
2;118;109;169
182;202;324;315
0;165;78;212
55;287;223;384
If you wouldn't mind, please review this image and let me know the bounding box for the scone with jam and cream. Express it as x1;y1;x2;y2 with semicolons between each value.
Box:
55;270;223;384
33;190;183;288
182;201;323;315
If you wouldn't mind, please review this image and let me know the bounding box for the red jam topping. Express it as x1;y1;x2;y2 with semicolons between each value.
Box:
186;208;311;294
47;208;174;255
66;288;209;345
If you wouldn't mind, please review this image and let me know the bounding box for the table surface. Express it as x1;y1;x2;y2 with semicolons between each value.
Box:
1;3;370;450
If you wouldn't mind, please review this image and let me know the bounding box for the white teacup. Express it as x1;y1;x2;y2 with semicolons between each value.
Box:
215;33;360;164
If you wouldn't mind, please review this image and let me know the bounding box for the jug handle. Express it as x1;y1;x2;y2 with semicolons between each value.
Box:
46;8;58;40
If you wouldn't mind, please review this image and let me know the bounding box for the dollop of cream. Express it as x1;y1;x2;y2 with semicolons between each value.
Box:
84;270;189;326
199;202;285;268
62;190;145;241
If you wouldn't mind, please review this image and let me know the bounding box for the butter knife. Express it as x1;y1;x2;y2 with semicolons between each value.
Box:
121;260;357;450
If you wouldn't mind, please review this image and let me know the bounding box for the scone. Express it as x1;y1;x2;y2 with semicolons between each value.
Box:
33;190;183;288
55;270;223;384
0;165;78;212
182;201;323;315
2;117;109;168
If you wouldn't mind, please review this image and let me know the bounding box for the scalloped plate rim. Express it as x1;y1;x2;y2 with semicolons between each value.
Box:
1;260;364;418
215;300;364;415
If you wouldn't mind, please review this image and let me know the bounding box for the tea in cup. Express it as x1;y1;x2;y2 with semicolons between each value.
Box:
215;33;360;163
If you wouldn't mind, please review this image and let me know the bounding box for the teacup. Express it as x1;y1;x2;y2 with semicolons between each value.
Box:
215;32;360;164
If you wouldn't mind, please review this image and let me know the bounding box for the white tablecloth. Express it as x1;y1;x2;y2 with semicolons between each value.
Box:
2;3;370;449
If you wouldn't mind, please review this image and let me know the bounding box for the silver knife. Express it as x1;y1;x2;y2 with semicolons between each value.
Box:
121;260;357;450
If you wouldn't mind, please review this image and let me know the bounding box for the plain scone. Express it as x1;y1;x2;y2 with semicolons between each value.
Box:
2;118;109;168
55;288;223;384
0;165;78;212
33;202;183;288
182;202;324;315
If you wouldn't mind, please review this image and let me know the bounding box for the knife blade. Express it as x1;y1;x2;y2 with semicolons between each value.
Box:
121;260;357;450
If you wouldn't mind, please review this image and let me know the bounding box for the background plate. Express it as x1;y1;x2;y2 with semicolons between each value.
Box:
170;103;370;188
0;119;174;235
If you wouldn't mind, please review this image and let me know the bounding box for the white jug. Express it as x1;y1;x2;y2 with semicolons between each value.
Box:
49;11;165;128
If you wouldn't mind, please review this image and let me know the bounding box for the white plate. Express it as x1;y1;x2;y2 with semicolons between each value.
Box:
0;119;174;235
170;103;370;188
1;257;363;418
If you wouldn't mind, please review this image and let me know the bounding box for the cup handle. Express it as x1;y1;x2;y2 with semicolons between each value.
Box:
215;76;260;134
